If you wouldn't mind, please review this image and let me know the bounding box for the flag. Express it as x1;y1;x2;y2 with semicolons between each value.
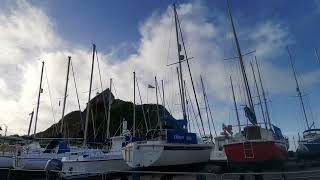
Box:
148;84;155;88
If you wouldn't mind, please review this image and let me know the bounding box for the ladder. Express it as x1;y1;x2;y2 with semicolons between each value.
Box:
243;142;254;159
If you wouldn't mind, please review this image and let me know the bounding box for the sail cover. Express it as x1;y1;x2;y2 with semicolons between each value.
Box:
273;125;284;140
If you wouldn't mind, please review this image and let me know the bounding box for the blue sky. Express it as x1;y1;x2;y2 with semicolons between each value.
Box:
0;0;320;149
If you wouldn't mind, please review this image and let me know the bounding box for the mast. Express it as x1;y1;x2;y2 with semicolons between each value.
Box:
287;46;310;129
60;56;71;135
230;76;241;133
250;61;267;128
175;4;205;133
27;110;34;136
133;72;136;136
161;80;165;116
200;75;213;142
155;77;161;130
173;4;187;120
255;56;272;129
33;61;45;137
106;78;112;138
83;44;96;146
315;48;320;64
226;0;255;115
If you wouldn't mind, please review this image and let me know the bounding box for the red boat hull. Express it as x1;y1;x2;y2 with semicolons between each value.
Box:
224;141;288;163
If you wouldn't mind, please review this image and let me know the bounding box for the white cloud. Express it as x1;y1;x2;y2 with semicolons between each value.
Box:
0;0;319;136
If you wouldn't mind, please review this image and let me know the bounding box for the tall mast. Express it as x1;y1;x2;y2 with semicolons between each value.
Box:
287;46;310;129
133;72;136;136
27;110;34;136
250;61;267;128
155;76;161;130
315;48;320;64
161;80;165;116
83;44;96;146
33;61;45;137
106;78;112;138
227;0;255;114
60;56;71;135
175;4;205;132
254;56;272;129
230;76;241;133
173;4;187;120
200;75;213;142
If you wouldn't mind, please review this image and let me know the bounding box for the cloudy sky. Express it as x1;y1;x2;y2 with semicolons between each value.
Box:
0;0;319;149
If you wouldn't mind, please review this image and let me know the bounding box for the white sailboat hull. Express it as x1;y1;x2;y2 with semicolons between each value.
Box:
14;153;65;170
61;157;129;177
123;142;212;168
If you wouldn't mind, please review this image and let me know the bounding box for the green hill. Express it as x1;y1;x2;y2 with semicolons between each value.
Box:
36;89;170;143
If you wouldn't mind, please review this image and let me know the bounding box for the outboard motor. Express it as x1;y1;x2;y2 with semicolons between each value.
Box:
45;159;62;172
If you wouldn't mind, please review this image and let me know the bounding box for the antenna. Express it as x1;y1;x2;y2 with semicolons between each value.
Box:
287;46;310;130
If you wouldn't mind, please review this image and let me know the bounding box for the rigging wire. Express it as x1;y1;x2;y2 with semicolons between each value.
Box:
135;77;149;131
176;8;206;135
95;50;109;139
44;64;57;136
185;84;203;136
70;60;83;132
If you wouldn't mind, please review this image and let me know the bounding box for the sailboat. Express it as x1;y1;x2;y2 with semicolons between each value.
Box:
287;47;320;158
121;4;213;170
222;0;288;165
0;125;16;168
14;58;86;170
58;45;132;177
60;121;131;178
